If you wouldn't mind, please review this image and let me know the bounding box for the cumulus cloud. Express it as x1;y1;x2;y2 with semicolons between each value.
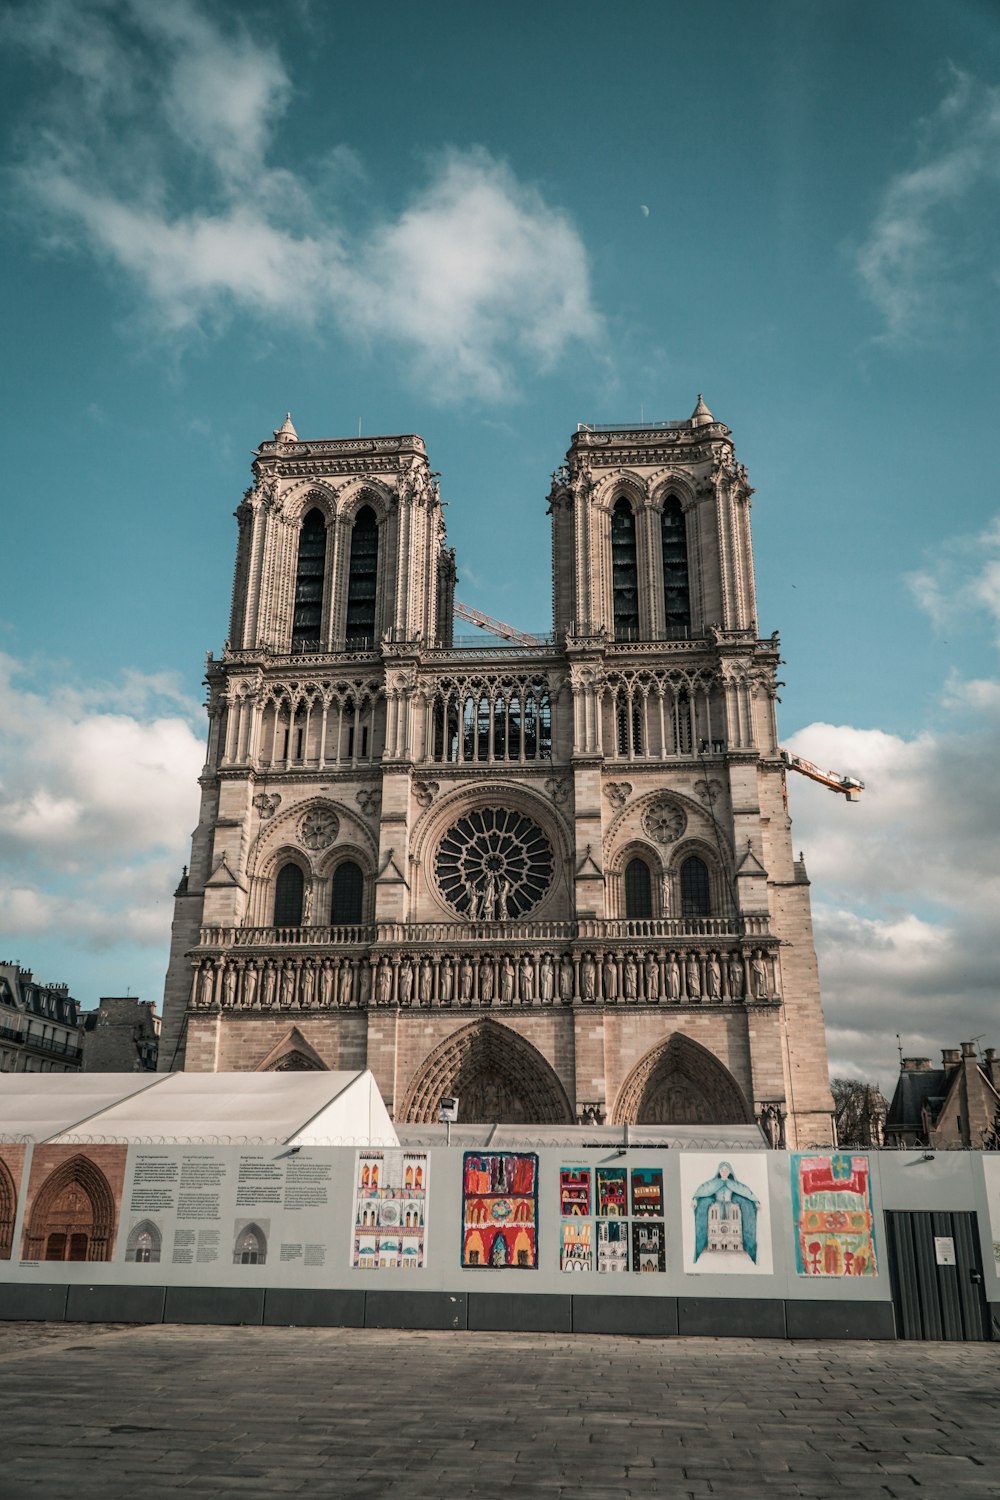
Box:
857;66;1000;339
6;0;601;398
907;514;1000;647
784;704;1000;1092
0;653;204;955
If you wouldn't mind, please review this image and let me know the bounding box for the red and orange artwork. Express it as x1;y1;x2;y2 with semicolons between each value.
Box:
0;1143;27;1260
596;1167;627;1217
560;1167;591;1216
791;1153;878;1277
462;1152;538;1268
19;1144;128;1264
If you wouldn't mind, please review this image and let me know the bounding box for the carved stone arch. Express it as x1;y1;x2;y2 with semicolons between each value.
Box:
256;1027;327;1072
22;1154;117;1262
612;1033;753;1126
604;783;710;851
278;477;339;526
126;1217;162;1262
317;840;375;924
591;469;648;514
648;471;698;514
0;1156;17;1259
398;1020;574;1124
606;838;666;920
668;836;733;921
336;476;395;525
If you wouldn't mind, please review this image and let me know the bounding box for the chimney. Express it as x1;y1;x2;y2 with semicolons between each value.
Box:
961;1042;993;1147
942;1048;961;1067
983;1047;999;1089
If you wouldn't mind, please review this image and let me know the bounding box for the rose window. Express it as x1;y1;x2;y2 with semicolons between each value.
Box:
299;808;339;850
436;807;553;920
641;797;687;845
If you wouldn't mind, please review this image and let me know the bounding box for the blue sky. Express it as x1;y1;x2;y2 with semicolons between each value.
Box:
2;0;999;1087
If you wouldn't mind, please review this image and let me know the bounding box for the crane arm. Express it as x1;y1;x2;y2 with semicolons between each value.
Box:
453;599;542;647
780;749;864;801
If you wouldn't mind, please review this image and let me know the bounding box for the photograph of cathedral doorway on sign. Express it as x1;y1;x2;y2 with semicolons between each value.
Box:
680;1154;773;1275
19;1145;127;1263
461;1152;537;1268
0;1144;26;1260
791;1153;877;1277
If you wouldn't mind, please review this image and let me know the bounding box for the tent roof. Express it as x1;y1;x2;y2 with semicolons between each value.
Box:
0;1071;398;1146
395;1123;768;1151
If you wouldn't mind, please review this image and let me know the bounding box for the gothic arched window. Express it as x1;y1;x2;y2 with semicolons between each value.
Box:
661;497;690;637
274;863;304;927
331;860;364;924
624;858;653;919
680;855;711;918
611;498;639;641
234;1223;267;1265
346;505;379;646
292;508;327;651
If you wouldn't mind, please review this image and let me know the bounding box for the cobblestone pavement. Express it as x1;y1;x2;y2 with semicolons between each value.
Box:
1;1322;999;1498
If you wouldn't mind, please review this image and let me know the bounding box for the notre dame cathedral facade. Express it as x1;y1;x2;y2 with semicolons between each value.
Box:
160;398;835;1147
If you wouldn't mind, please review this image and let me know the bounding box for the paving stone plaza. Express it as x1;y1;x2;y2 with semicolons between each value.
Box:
3;1322;999;1498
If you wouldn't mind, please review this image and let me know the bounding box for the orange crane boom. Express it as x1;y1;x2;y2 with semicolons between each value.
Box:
780;750;864;801
453;599;542;648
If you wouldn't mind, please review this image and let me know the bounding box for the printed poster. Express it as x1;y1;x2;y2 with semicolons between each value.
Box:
353;1151;428;1270
462;1153;538;1269
19;1144;128;1264
630;1167;663;1218
560;1221;592;1272
982;1156;1000;1271
679;1153;773;1275
791;1153;878;1277
631;1220;666;1273
596;1168;627;1217
0;1143;27;1261
597;1219;628;1272
560;1168;591;1217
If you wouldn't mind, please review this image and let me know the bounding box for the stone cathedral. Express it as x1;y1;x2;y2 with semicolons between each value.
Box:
161;399;836;1147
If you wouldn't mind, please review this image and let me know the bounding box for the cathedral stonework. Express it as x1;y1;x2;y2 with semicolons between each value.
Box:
160;402;836;1146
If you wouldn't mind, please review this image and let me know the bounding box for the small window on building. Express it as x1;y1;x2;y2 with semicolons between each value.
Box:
611;498;639;641
346;506;379;646
680;856;711;918
292;507;327;651
331;861;364;925
624;858;653;919
274;863;305;927
661;496;690;637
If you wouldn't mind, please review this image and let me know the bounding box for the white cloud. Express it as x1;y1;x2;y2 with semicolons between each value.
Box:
7;0;601;399
785;706;1000;1092
0;653;204;955
857;67;1000;339
907;514;1000;645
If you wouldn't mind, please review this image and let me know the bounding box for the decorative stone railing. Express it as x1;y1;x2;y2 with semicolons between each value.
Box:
199;924;376;949
197;915;769;951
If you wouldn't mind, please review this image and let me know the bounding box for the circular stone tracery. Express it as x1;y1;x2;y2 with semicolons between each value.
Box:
435;807;553;920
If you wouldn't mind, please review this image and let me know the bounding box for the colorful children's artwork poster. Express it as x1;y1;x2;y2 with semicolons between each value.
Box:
630;1167;663;1218
560;1168;591;1217
679;1154;773;1275
597;1219;628;1272
791;1153;878;1277
19;1144;128;1263
462;1153;538;1269
983;1157;1000;1271
0;1143;26;1260
560;1221;592;1272
596;1168;627;1217
353;1151;428;1269
631;1220;666;1273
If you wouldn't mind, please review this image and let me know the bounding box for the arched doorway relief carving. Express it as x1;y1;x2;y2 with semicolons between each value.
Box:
22;1154;117;1262
0;1157;17;1260
611;1033;752;1126
398;1019;574;1125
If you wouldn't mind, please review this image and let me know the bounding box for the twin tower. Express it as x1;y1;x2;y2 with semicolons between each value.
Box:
161;401;835;1147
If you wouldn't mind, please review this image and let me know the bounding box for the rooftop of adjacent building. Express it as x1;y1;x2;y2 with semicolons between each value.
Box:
0;961;78;1026
886;1041;1000;1141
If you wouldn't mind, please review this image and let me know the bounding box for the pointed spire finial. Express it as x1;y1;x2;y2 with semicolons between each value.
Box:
274;412;298;443
691;393;713;427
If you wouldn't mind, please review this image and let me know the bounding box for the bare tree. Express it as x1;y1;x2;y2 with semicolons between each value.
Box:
831;1077;887;1148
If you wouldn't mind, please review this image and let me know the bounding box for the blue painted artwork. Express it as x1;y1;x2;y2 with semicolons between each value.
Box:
691;1160;760;1263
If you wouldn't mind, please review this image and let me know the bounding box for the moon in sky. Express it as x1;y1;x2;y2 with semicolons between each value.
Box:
640;204;650;217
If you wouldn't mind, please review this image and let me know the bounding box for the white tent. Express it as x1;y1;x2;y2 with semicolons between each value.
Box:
0;1071;398;1146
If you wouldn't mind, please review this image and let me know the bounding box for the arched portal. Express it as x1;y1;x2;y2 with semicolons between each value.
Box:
398;1019;574;1124
126;1218;162;1264
23;1154;117;1262
0;1157;17;1260
612;1034;753;1126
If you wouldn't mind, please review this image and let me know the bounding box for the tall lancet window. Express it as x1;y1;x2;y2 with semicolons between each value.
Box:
292;508;327;651
611;497;639;641
661;497;690;637
346;505;379;646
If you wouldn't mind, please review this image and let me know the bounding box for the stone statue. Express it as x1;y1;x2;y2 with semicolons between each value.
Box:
482;872;497;921
539;955;554;1003
559;957;574;1003
376;959;392;1006
242;964;257;1009
686;956;701;999
464;878;479;920
199;964;215;1008
419;957;433;1005
603;956;618;1001
519;956;534;1002
666;956;680;1000
339;963;353;1006
644;954;659;1001
500;957;515;1003
280;963;295;1009
479;959;494;1003
439;960;453;1004
728;954;744;999
759;1102;784;1149
706;954;721;999
624;955;638;1000
581;955;596;1000
497;879;511;920
751;952;768;999
223;964;237;1008
398;959;413;1007
459;957;474;1004
300;963;315;1009
320;960;334;1007
262;962;276;1009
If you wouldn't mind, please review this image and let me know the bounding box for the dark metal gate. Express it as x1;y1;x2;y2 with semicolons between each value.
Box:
885;1210;988;1340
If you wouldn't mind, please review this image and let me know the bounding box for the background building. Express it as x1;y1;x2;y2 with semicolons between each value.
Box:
0;962;81;1073
161;402;836;1146
885;1044;1000;1149
80;997;160;1073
